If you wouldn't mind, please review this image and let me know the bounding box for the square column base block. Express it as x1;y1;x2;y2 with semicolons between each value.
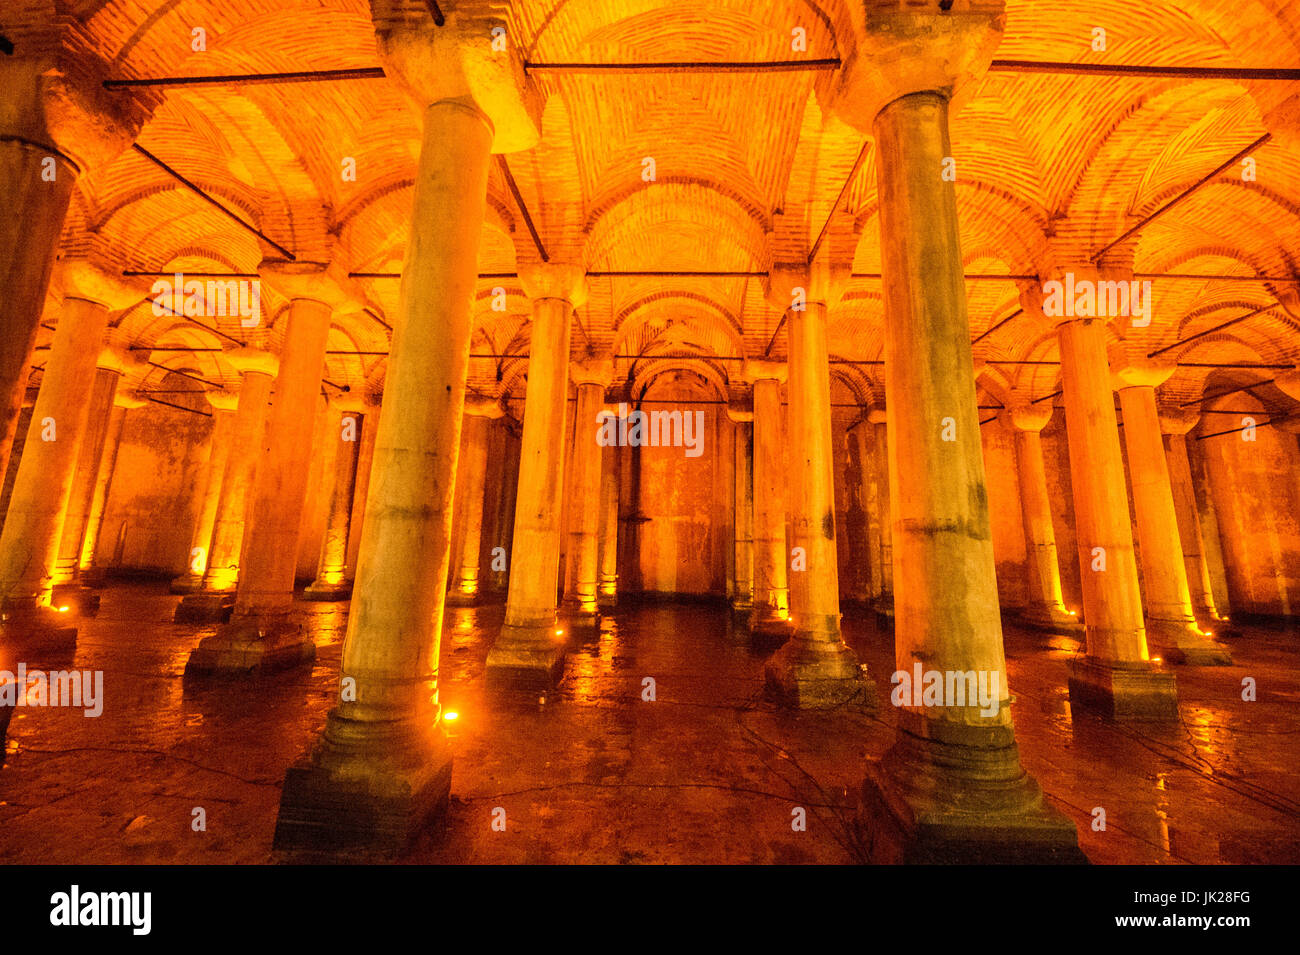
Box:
302;581;354;602
174;592;236;624
765;637;877;710
79;567;108;588
169;574;205;595
444;589;481;608
0;606;78;653
48;584;100;618
274;737;453;856
183;618;316;679
1068;656;1178;721
485;622;567;691
560;607;601;631
596;592;618;610
1013;607;1085;636
857;760;1087;865
1146;619;1232;666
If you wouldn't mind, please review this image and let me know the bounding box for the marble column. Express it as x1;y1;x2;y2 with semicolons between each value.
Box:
561;361;612;624
49;350;131;613
446;396;503;606
345;399;380;583
764;272;870;706
186;262;352;676
1036;298;1177;718
850;419;881;604
276;5;541;843
727;402;755;616
487;265;583;686
79;390;146;585
1116;368;1230;664
867;410;895;626
833;1;1082;862
170;391;240;595
304;403;367;600
175;350;277;622
1159;411;1225;627
742;360;792;638
596;410;621;608
1008;404;1081;633
0;262;140;649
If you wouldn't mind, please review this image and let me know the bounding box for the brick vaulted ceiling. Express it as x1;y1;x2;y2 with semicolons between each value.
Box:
9;0;1300;417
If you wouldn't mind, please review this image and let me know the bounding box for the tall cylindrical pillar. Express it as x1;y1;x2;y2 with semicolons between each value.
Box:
562;363;612;623
743;362;791;637
170;391;240;594
304;406;366;600
446;397;502;605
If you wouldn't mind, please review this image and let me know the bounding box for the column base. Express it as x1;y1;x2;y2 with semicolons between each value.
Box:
79;566;109;588
1014;606;1084;636
169;573;205;595
560;601;601;631
274;713;453;856
765;635;877;709
0;604;77;653
597;585;618;610
444;588;481;608
1146;618;1231;666
750;610;795;647
48;584;101;618
874;597;895;631
303;580;354;601
1067;655;1178;720
183;616;316;680
857;714;1087;864
174;592;236;624
485;622;567;691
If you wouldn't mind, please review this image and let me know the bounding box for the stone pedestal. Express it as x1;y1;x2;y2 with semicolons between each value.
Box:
1067;655;1178;721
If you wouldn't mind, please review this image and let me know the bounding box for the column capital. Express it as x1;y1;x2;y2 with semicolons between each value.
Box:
1110;355;1175;391
1274;368;1300;403
1008;403;1053;433
726;396;755;423
1019;266;1154;333
206;390;241;414
113;390;149;410
95;344;147;376
571;359;613;389
223;346;280;379
762;260;848;311
866;407;888;425
1158;405;1200;436
742;359;788;385
464;394;506;418
369;0;541;153
59;258;144;311
518;262;587;307
828;1;1006;133
257;258;360;310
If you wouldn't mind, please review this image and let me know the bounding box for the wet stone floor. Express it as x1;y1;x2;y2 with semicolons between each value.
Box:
1;579;1298;864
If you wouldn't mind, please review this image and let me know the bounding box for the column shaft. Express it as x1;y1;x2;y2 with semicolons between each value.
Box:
0;297;111;611
562;382;604;617
231;299;332;619
305;411;363;599
345;409;379;582
447;411;489;603
871;420;894;615
596;434;620;607
1166;432;1222;622
731;419;754;612
171;406;237;593
1012;426;1077;628
79;402;129;581
751;377;790;630
1119;385;1229;663
51;366;120;585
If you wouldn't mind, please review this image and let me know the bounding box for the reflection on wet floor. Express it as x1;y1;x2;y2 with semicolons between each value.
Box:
1;580;1297;864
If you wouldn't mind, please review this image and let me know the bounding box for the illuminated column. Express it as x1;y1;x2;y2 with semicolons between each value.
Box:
175;350;277;621
1008;404;1081;632
1115;368;1230;665
345;397;381;583
849;419;881;604
867;410;895;624
446;396;503;606
305;403;367;600
596;407;621;608
186;262;352;675
50;351;130;598
0;62;143;490
275;2;543;852
1027;288;1177;718
833;1;1082;862
562;360;612;624
764;271;870;706
727;401;755;616
487;265;583;685
170;392;240;595
0;262;139;648
743;360;792;637
1161;416;1225;625
79;390;146;585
